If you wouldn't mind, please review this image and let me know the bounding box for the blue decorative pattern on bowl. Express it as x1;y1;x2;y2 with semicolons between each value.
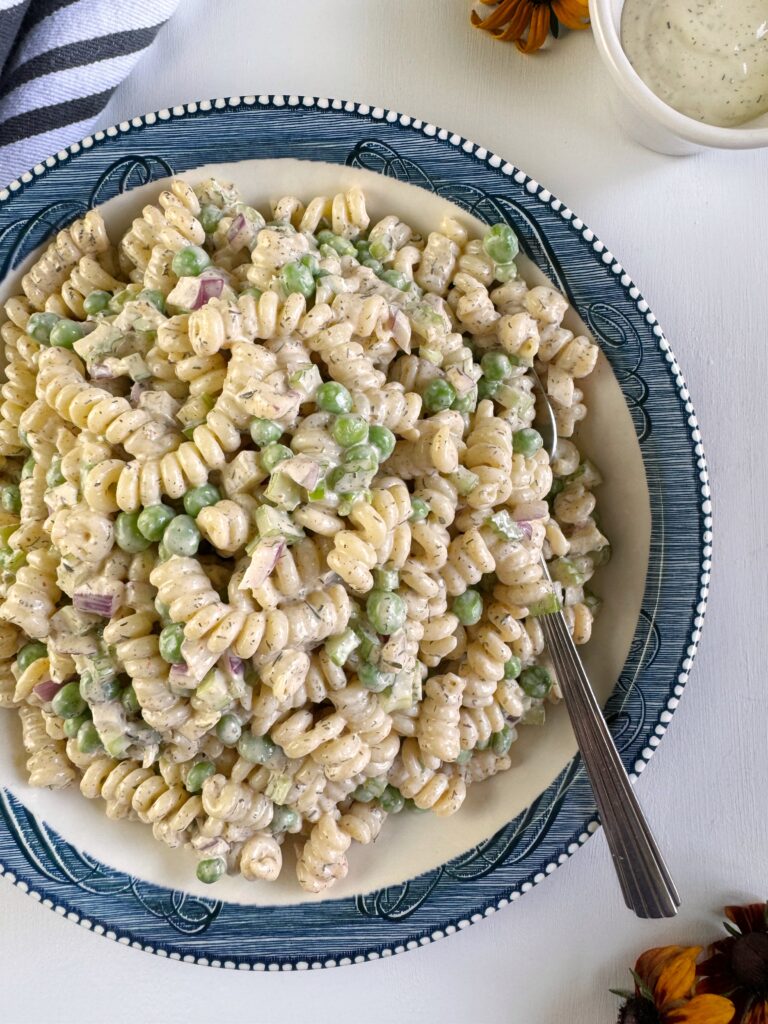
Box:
0;97;711;970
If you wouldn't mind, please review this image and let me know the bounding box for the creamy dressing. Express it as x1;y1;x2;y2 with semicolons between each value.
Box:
621;0;768;128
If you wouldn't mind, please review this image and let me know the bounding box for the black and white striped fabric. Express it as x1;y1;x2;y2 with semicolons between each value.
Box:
0;0;182;187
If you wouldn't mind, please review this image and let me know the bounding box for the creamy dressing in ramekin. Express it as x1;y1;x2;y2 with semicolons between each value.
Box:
621;0;768;128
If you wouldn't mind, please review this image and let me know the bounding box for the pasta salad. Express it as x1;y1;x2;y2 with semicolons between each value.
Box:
0;178;608;892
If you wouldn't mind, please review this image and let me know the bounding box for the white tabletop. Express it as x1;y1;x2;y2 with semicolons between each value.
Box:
2;2;766;1021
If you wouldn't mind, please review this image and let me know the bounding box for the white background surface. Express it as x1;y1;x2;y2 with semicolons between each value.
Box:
1;2;766;1022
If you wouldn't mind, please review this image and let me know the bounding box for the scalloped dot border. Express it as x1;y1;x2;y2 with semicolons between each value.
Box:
0;94;711;970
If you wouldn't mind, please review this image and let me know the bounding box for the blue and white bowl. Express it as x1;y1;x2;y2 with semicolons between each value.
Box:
0;97;711;970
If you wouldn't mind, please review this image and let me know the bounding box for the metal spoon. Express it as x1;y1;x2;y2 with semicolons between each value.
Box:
531;370;680;918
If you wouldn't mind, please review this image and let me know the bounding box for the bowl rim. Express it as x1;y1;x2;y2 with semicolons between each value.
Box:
590;0;768;150
0;94;712;969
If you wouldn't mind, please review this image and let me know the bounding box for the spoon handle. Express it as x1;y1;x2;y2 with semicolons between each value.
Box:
538;594;680;918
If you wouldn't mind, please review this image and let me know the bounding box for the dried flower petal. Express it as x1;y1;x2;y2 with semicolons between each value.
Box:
664;994;735;1024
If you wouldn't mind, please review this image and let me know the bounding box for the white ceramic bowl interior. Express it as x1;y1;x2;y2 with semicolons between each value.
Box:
0;158;650;905
591;0;768;155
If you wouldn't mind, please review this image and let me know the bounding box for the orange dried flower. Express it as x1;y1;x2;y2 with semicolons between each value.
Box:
615;945;735;1024
471;0;590;54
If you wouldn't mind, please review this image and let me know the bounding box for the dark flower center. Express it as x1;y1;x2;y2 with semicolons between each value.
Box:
617;997;661;1024
731;932;768;991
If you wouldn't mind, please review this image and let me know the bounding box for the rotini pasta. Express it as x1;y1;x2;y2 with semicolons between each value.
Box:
0;178;606;893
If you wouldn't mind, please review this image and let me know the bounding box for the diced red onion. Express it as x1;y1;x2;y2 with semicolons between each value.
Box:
226;213;256;251
89;364;114;380
192;272;226;310
510;500;548;523
239;538;286;591
73;591;120;617
33;680;64;702
281;455;322;490
129;381;146;405
227;655;244;676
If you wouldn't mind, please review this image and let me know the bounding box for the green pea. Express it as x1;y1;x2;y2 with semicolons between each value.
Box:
379;269;408;290
477;377;501;401
249;417;283;447
172;245;211;277
240;286;262;300
316;230;356;257
452;589;483;626
495;261;518;283
299;253;320;277
270;806;300;834
0;485;21;514
452;387;478;415
52;681;86;720
21;456;35;479
362;258;384;275
186;760;215;793
369;425;396;461
491;725;514;757
79;671;121;704
372;567;399;591
483;222;519;265
481;350;513;382
45;457;65;488
77;721;103;754
26;311;61;344
137;503;175;542
0;548;25;574
503;655;522;680
355;239;371;259
316;381;353;415
422;378;456;413
331;414;368;448
455;749;472;765
342;443;379;472
260;443;293;473
121;685;140;715
108;288;136;314
159;623;185;664
157;540;173;562
183;483;221;518
49;319;87;349
409;497;429;522
215;713;242;746
83;290;111;315
547;478;565;502
353;776;387;803
163;515;201;557
366;590;407;636
280;260;315;299
16;641;47;673
403;798;429;814
518;665;553;700
237;733;276;765
378;785;405;814
513;428;544;457
63;713;89;738
138;289;166;314
196;857;226;884
358;662;391;692
115;511;152;553
200;204;224;235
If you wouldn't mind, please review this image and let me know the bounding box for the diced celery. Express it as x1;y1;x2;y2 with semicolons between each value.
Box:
589;545;611;568
567;459;603;488
192;669;231;711
265;772;292;805
447;467;480;497
527;593;562;617
549;557;587;588
380;670;421;713
521;705;546;726
487;510;525;542
495;384;535;412
264;472;302;510
254;505;304;544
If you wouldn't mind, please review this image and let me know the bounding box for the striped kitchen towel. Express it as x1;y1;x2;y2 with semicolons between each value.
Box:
0;0;182;187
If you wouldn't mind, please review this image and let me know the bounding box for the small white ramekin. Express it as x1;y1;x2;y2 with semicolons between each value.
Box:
590;0;768;155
